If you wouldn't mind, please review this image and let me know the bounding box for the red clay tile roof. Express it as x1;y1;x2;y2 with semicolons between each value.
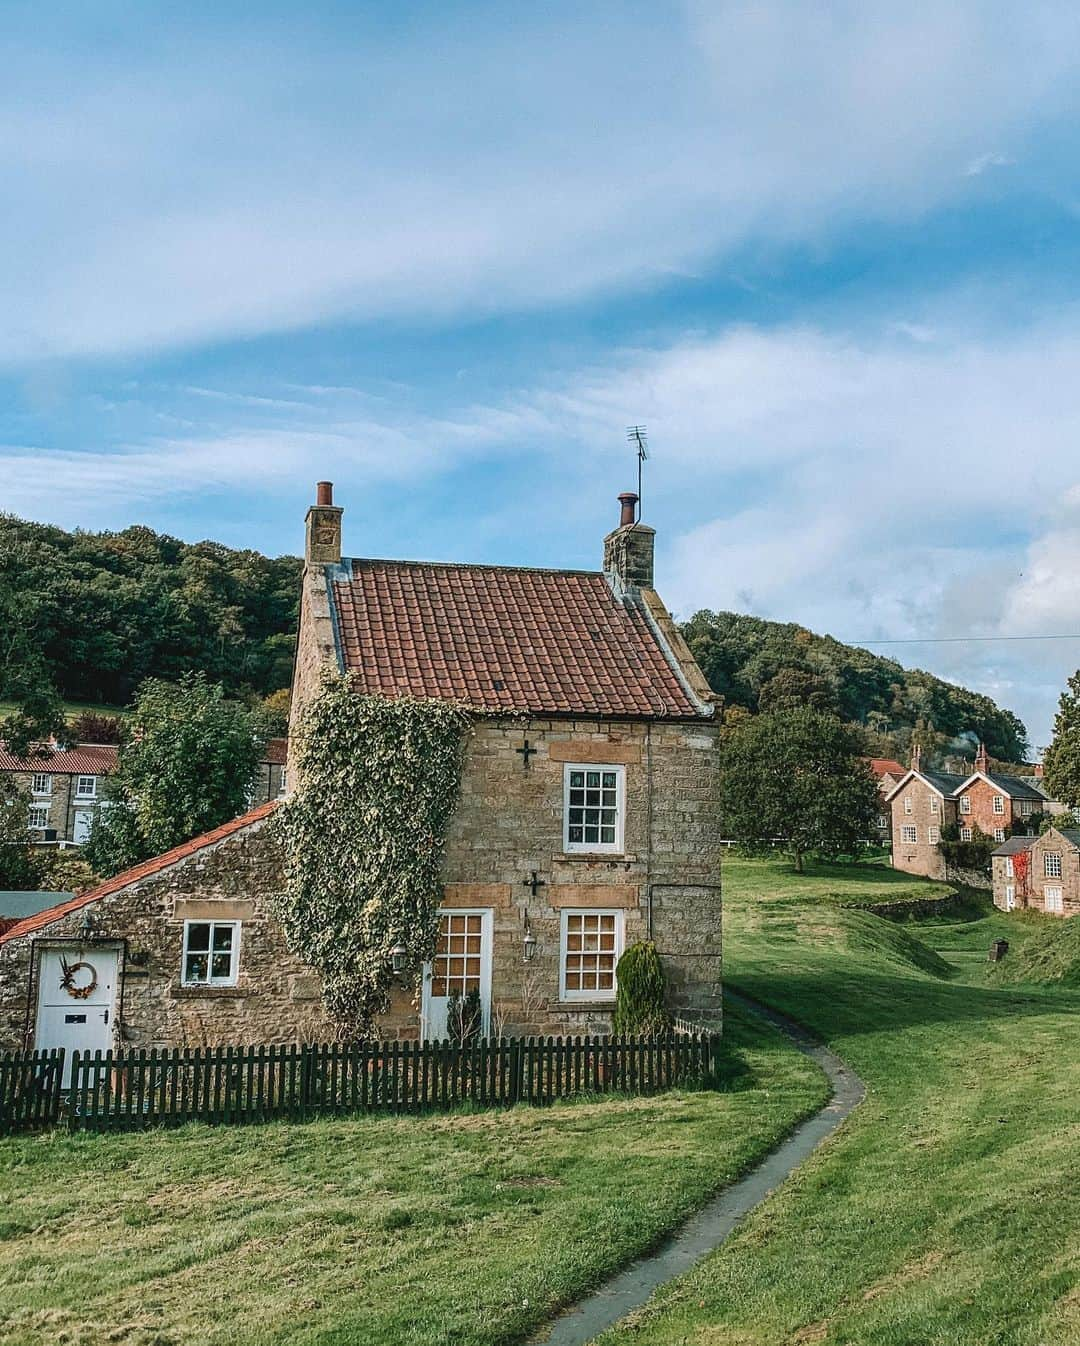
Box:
262;737;288;765
0;801;277;945
867;758;906;779
329;559;706;719
0;743;118;774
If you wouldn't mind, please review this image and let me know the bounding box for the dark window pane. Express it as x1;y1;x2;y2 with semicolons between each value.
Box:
186;924;210;952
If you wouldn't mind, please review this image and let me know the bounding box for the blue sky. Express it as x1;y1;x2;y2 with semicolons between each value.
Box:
6;2;1080;749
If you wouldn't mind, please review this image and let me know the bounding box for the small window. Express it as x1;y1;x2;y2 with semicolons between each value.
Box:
28;804;49;830
31;773;52;796
993;795;1005;815
181;921;240;986
1005;857;1014;878
928;826;940;845
903;796;913;815
277;769;287;798
960;827;973;841
75;776;97;799
993;828;1005;843
1045;852;1062;879
901;825;917;845
959;796;971;815
877;814;888;829
1044;887;1064;914
560;910;623;1000
564;764;625;853
929;795;939;815
1020;800;1034;816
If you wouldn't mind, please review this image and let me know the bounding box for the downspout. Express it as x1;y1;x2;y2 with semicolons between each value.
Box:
645;722;654;939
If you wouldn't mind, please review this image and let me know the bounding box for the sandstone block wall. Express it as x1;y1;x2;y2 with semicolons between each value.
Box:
891;782;953;880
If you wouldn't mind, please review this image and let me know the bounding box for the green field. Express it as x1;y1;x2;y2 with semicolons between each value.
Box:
599;856;1080;1345
0;1004;825;1346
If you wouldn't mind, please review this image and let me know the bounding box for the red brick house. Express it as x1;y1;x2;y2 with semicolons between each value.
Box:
953;745;1049;845
0;483;723;1059
866;757;906;842
992;827;1080;916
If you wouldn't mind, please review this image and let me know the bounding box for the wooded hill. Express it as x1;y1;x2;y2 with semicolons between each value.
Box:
0;515;1029;761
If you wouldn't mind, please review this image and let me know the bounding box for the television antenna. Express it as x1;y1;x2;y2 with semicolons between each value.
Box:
627;425;648;520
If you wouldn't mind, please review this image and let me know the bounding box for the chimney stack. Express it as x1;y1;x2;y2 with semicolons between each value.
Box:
305;481;343;566
603;491;655;594
975;742;989;776
911;744;922;772
1034;762;1045;779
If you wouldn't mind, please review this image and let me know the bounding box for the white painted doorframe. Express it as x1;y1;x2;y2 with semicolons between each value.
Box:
420;908;493;1042
34;945;119;1086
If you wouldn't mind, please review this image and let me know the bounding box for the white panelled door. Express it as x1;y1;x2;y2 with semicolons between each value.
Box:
73;808;94;844
421;909;492;1042
35;948;118;1085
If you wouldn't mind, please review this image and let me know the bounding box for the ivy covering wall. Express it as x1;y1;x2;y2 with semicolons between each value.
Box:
270;671;470;1035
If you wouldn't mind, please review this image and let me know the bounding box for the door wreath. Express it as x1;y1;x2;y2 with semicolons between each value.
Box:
58;955;98;1000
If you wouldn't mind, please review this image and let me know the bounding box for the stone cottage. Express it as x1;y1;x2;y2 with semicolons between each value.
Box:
0;484;723;1059
991;826;1080;916
0;743;118;847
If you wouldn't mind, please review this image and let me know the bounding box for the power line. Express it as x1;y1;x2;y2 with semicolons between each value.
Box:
846;634;1080;646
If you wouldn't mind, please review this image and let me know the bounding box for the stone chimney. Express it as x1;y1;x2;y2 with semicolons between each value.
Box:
911;744;922;772
603;491;655;593
975;742;989;776
305;481;343;566
1034;762;1045;779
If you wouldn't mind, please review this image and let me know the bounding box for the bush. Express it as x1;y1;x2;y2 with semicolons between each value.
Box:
613;941;671;1035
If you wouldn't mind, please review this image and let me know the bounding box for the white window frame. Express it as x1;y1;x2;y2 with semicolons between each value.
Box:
1044;886;1064;914
75;775;97;800
28;803;49;830
1020;800;1034;817
960;827;973;841
903;796;912;815
928;826;940;845
993;828;1005;843
1045;852;1062;879
959;796;971;815
563;763;625;854
1004;884;1016;911
929;795;939;815
181;920;241;987
31;773;52;797
559;908;624;1002
993;795;1005;815
901;824;918;845
277;769;287;798
1005;857;1015;878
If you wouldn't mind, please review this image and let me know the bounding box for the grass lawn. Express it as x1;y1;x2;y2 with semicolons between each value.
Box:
599;855;1080;1346
0;1003;826;1346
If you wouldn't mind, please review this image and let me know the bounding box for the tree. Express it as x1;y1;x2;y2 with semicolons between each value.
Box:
260;688;292;737
0;778;39;890
1043;671;1080;810
719;707;881;872
68;712;123;745
758;667;838;715
85;673;265;877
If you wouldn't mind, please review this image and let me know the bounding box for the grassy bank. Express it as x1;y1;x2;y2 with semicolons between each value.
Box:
0;1004;825;1346
600;855;1080;1346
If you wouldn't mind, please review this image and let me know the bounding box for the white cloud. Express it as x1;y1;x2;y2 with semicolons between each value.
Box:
0;4;1078;362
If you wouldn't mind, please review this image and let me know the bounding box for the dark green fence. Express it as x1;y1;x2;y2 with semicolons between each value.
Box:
0;1049;66;1134
65;1032;720;1133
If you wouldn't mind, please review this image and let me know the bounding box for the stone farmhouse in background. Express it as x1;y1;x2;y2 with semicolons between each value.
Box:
0;743;117;847
886;744;1060;881
992;826;1080;916
0;484;723;1061
866;757;905;843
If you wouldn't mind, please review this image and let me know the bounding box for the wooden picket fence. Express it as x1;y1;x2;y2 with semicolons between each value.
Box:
56;1032;721;1133
0;1049;66;1134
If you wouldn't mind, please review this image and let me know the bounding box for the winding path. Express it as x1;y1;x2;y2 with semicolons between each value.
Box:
534;994;865;1346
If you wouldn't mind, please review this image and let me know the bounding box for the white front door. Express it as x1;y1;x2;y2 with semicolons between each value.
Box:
1005;884;1016;911
73;808;94;844
421;909;493;1042
35;947;119;1085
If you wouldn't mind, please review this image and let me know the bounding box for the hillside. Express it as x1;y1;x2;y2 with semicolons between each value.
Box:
0;514;301;706
682;610;1028;762
0;516;1029;760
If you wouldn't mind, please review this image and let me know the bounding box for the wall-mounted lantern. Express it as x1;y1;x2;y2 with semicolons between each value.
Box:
79;909;96;939
522;921;537;964
390;942;408;975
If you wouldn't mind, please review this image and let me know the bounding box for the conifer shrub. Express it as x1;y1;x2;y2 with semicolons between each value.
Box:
612;941;671;1035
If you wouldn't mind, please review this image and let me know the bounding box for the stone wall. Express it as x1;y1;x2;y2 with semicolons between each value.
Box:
0;817;333;1054
2;716;723;1051
891;781;953;880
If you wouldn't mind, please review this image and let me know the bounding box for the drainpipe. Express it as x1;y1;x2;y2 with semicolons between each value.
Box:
645;722;654;939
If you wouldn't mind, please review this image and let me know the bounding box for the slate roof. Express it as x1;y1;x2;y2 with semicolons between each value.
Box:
0;802;277;945
992;835;1037;855
981;773;1047;802
0;892;75;919
327;558;708;719
0;744;118;774
921;769;968;796
1055;828;1080;848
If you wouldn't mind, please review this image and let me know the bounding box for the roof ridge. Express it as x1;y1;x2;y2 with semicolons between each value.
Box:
0;801;277;945
345;556;604;579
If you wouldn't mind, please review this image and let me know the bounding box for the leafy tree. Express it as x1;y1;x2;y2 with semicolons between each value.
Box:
67;712;123;745
1043;671;1080;810
758;667;838;715
0;684;69;757
719;708;881;872
260;688;292;737
0;778;39;890
85;673;265;876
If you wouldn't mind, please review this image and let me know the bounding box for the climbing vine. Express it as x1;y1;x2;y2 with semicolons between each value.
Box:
269;671;470;1036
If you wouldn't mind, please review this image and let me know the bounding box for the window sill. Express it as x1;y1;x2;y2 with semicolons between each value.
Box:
557;999;616;1011
170;983;249;999
555;852;637;866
